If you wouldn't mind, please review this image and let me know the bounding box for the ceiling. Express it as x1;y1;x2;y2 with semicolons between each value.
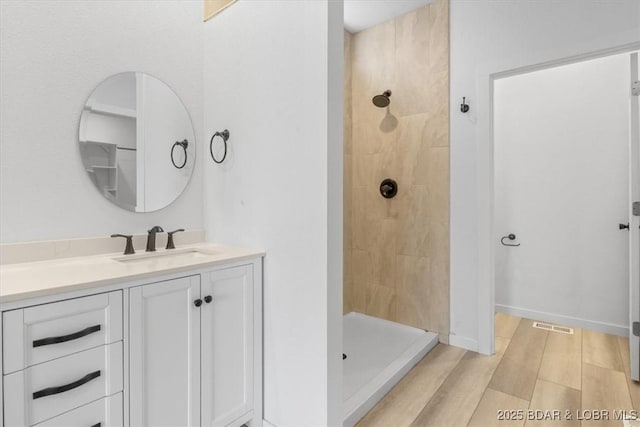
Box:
344;0;433;33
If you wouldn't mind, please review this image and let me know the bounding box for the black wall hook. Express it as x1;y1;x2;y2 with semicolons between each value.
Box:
460;97;470;113
501;234;520;247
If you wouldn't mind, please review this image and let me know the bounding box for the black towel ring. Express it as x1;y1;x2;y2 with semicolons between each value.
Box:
171;139;188;169
210;129;230;164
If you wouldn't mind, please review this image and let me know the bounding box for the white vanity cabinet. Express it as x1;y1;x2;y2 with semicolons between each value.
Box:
1;252;263;427
2;291;124;427
129;275;202;427
201;265;255;427
129;264;258;427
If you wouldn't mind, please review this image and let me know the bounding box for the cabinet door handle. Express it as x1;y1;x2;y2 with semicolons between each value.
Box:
204;295;213;304
33;325;101;348
91;424;101;427
194;299;203;307
33;370;101;400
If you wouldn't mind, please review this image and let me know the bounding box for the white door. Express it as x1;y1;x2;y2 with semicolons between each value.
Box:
629;52;640;381
129;275;201;426
201;265;254;427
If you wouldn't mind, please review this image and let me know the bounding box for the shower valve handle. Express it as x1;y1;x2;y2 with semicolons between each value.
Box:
380;178;398;199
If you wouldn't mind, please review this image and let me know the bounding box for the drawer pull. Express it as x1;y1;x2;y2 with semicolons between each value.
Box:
33;370;101;400
91;424;101;427
33;324;101;348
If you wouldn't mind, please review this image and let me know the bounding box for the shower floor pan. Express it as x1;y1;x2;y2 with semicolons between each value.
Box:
343;312;439;426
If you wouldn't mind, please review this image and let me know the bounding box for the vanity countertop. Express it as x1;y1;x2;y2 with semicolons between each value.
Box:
0;243;264;304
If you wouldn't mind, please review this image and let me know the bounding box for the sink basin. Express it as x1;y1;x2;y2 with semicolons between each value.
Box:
113;248;216;263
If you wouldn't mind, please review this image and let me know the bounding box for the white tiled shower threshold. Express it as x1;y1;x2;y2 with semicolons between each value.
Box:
343;312;439;426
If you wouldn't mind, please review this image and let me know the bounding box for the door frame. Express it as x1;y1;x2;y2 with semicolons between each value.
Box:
475;40;640;356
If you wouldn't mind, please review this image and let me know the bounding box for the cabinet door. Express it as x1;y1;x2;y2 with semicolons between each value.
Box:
129;276;201;427
201;265;254;427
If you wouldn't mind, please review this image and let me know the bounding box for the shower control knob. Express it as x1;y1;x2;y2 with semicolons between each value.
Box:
380;178;398;199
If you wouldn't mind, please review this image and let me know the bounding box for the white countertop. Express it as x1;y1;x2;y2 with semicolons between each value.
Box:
0;243;264;304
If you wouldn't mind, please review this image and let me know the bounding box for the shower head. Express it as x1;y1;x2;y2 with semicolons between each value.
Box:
372;90;392;108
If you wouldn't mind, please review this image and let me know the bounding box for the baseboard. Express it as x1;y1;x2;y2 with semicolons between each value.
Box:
448;334;478;352
496;304;628;337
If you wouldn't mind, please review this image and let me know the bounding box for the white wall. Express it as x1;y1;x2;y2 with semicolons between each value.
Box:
449;0;640;352
202;1;343;426
0;0;204;243
494;53;630;335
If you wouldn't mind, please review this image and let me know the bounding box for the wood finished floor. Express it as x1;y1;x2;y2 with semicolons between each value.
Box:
356;314;640;427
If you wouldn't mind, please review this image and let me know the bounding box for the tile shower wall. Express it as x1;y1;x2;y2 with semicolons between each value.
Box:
344;0;449;336
344;30;353;314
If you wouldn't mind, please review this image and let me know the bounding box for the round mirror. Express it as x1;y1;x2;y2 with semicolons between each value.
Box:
79;72;195;212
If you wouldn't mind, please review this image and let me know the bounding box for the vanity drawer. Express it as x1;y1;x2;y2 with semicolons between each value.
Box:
3;290;123;374
3;342;123;427
33;392;123;427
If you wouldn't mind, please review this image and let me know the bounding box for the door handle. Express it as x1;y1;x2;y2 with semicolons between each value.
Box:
619;223;630;230
194;299;203;307
204;295;213;304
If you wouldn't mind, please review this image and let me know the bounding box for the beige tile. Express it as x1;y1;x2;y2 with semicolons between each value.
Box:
365;284;397;321
526;380;580;427
495;313;521;339
351;188;369;250
352;152;376;189
394;2;448;117
424;102;449;147
438;333;449;345
395;255;430;330
343;279;353;314
396;186;430;257
489;318;549;401
583;329;624;372
424;147;449;223
582;363;633;426
352;121;396;157
468;388;529;427
352;19;396;126
344;31;353;156
538;328;582;390
616;336;640;410
396;114;427;186
427;236;449;334
410;337;510;427
347;279;369;315
357;344;466;427
343;236;352;281
352;249;373;286
343;151;352;285
367;218;397;289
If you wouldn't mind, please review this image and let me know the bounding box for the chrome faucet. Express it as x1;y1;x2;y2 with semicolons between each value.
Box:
146;226;164;252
